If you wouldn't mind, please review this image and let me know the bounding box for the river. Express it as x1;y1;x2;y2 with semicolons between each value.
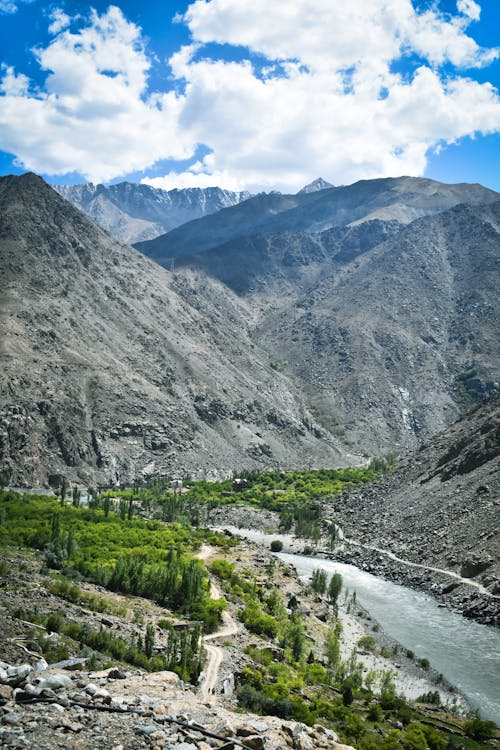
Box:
220;527;500;724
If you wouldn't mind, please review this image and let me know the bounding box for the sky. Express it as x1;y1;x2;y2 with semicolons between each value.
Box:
0;0;499;193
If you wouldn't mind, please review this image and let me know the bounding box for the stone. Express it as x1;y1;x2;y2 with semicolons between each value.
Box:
135;724;162;736
0;685;13;700
291;723;314;750
214;719;235;737
33;659;49;672
152;703;170;716
2;665;31;687
30;672;73;690
49;658;88;671
107;668;126;680
242;736;265;750
1;712;22;726
48;716;83;732
248;720;269;733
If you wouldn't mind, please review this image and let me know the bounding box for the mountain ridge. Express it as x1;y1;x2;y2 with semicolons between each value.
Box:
135;175;499;262
54;180;250;244
0;173;347;486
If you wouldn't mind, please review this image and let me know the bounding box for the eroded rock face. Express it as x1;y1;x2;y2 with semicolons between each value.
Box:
137;178;500;456
0;174;346;486
326;393;500;624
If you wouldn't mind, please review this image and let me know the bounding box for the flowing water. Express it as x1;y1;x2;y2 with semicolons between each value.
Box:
223;527;500;723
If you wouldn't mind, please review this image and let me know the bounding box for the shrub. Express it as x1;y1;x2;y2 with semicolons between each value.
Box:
46;612;64;633
270;540;283;552
464;717;496;740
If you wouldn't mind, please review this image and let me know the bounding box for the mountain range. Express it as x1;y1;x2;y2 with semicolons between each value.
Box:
134;176;500;455
54;182;250;245
0;174;343;486
1;172;499;485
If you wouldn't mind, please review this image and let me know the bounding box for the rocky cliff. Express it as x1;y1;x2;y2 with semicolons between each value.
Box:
0;174;346;486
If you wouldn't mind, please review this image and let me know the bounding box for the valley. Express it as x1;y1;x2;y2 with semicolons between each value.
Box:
0;170;498;749
1;482;498;750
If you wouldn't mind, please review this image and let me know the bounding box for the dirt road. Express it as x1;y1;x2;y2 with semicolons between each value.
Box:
196;546;241;699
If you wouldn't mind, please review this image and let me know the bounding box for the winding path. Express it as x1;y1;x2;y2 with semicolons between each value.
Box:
196;546;241;700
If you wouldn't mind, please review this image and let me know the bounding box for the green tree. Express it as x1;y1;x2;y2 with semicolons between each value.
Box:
328;572;342;605
311;568;327;595
144;624;155;658
324;625;340;668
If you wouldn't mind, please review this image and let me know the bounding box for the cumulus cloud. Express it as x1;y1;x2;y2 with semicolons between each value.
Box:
48;8;71;35
1;1;499;190
457;0;481;22
0;6;192;182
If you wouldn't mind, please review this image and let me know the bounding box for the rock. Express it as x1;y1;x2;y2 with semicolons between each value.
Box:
291;723;315;750
33;659;49;672
107;668;126;680
91;688;112;703
312;725;339;743
0;685;13;700
30;672;73;691
214;718;235;737
247;720;270;733
1;712;22;726
1;665;31;687
47;716;83;732
242;736;265;750
152;703;170;716
460;556;493;578
135;724;162;736
49;658;87;671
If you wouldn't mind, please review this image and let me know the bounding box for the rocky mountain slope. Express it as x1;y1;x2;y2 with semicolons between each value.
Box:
255;201;500;453
136;176;499;262
144;194;499;454
0;174;347;487
328;392;500;621
54;182;250;245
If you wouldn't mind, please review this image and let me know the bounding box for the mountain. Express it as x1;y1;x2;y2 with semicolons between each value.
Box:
299;177;334;193
135;176;499;262
54;181;250;245
329;391;500;621
255;201;500;453
137;180;499;454
0;174;348;487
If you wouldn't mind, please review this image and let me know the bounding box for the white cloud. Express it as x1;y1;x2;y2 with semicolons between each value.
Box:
457;0;481;22
0;0;33;14
0;1;499;190
0;6;193;182
48;8;71;35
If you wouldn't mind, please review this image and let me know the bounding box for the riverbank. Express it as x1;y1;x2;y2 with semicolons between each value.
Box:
203;504;499;627
205;518;500;724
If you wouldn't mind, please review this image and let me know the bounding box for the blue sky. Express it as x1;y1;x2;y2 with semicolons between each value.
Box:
0;0;499;193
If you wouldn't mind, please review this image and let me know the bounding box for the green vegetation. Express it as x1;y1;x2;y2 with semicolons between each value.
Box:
0;488;229;633
16;606;202;682
47;577;127;617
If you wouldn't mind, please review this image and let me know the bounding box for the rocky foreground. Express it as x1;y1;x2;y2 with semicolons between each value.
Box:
0;661;342;750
